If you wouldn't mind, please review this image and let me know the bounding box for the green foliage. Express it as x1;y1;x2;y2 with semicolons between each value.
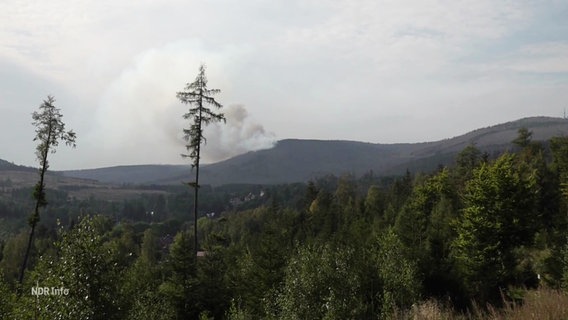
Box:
423;195;462;300
395;204;428;259
125;291;175;320
0;271;14;318
29;95;77;215
177;64;226;255
20;95;77;285
455;144;482;180
334;174;356;205
121;229;171;319
452;153;539;302
176;64;225;167
550;136;568;180
276;243;365;320
395;169;453;262
14;215;120;320
513;127;533;149
228;210;294;319
308;190;338;239
3;134;568;318
228;252;263;317
365;185;385;217
109;224;139;268
196;237;231;319
375;229;422;317
225;299;252;320
0;230;28;283
389;170;413;210
140;228;161;266
562;236;568;290
159;230;199;319
31;96;77;166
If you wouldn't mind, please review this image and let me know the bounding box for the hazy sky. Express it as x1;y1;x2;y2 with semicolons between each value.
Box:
1;0;568;170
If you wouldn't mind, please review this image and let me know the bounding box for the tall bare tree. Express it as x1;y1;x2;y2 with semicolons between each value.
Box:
18;96;76;286
176;65;225;255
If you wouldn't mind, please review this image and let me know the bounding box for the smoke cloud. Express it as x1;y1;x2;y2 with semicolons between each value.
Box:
200;104;276;163
86;41;274;168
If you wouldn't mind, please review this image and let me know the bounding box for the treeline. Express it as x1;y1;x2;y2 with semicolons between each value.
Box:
1;130;568;319
0;183;272;235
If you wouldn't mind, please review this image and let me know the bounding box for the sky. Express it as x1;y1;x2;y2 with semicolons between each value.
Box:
1;0;568;170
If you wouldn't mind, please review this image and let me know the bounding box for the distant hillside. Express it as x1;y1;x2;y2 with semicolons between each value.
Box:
57;116;568;185
62;165;189;185
0;159;35;172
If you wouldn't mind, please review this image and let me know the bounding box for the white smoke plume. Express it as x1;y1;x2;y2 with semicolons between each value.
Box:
87;41;275;167
200;104;276;163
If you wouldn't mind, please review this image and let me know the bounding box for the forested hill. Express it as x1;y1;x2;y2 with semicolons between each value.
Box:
198;116;568;184
0;159;34;172
56;116;568;185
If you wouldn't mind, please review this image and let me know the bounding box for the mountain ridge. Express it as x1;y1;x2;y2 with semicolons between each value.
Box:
4;116;568;186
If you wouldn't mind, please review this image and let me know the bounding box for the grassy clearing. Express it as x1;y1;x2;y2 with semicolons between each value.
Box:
396;288;568;320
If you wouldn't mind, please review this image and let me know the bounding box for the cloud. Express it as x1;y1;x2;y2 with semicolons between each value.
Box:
506;42;568;73
0;60;81;168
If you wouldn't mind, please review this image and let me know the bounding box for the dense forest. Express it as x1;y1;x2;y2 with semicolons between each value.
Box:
1;129;568;319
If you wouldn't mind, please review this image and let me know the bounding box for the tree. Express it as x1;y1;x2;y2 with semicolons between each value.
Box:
513;127;532;149
230;221;291;318
14;216;120;320
364;185;384;216
159;231;198;319
195;237;231;319
452;153;539;303
550;136;568;181
455;144;481;181
276;243;365;319
308;190;337;239
395;169;451;262
334;174;356;205
0;270;14;318
123;229;173;320
177;65;225;254
374;229;421;317
1;231;28;283
19;96;76;286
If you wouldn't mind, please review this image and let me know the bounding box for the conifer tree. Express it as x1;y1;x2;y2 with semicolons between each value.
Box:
513;127;533;149
452;153;538;302
176;65;225;254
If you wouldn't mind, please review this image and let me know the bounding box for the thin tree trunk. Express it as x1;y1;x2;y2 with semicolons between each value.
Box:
19;218;37;286
193;162;199;256
18;123;52;289
18;152;49;287
193;96;203;256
